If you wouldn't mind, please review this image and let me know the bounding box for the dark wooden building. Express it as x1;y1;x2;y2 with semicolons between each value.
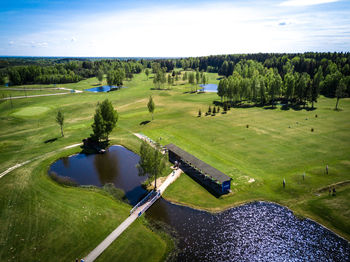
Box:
166;143;231;194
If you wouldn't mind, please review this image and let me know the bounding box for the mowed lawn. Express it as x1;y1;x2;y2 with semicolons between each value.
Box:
142;92;350;239
0;71;349;262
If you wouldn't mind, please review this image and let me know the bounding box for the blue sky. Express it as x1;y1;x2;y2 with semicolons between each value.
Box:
1;0;349;56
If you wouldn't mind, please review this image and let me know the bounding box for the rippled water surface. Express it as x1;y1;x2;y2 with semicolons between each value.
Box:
50;147;350;261
147;199;349;262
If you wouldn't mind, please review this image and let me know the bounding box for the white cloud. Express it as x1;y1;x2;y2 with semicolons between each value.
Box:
279;0;340;7
3;2;350;56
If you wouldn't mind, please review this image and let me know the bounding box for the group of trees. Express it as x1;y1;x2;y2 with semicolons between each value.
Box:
217;59;349;108
187;70;208;92
2;58;144;86
107;69;125;87
1;53;348;104
91;99;118;142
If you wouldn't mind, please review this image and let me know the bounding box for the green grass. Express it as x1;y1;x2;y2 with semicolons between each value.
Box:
0;71;349;261
12;106;51;117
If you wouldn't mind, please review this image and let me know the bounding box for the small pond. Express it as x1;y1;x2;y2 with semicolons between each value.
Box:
49;145;146;205
50;146;350;261
85;85;126;93
199;83;218;92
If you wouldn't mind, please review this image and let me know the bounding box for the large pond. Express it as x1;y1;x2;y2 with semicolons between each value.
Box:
50;146;350;261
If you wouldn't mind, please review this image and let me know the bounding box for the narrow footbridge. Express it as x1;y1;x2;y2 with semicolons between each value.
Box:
84;168;182;262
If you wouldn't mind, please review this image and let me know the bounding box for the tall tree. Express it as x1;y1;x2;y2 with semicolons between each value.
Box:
91;100;118;141
137;140;168;190
284;72;295;103
310;66;323;108
145;68;150;79
91;106;105;142
56;110;64;137
183;72;188;81
335;77;347;110
202;73;208;86
148;96;155;120
97;70;104;85
99;99;118;141
195;70;200;91
217;78;227;102
188;72;195;92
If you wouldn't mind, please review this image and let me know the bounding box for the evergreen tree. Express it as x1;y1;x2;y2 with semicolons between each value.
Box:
198;109;201;117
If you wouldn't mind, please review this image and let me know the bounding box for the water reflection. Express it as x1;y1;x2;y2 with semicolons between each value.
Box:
49;145;146;205
94;152;118;185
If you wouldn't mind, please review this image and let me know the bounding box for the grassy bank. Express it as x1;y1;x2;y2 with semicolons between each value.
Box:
0;71;349;261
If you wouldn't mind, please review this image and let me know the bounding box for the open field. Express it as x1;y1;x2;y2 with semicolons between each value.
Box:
0;71;349;261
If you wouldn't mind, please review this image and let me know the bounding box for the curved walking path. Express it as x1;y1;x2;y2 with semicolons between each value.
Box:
0;143;82;179
84;168;182;262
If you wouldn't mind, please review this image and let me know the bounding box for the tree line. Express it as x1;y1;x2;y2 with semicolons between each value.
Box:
217;59;350;108
2;59;143;86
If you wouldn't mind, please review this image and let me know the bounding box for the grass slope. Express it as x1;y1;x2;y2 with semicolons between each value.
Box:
0;71;349;261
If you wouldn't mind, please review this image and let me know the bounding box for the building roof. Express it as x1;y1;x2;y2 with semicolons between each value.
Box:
166;143;231;184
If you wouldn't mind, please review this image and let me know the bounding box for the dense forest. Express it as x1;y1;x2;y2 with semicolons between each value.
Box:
0;53;349;106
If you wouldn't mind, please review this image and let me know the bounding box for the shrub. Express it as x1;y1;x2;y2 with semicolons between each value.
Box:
49;171;78;187
246;124;249;128
208;106;211;113
315;114;318;118
103;183;129;203
198;109;202;117
311;128;314;132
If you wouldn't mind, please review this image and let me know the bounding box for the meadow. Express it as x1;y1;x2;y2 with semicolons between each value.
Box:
0;71;349;261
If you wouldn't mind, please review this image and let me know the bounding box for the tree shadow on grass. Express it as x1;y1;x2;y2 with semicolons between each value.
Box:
263;106;278;110
140;120;150;125
44;137;58;144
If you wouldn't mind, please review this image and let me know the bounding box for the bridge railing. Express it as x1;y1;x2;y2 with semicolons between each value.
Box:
130;190;155;215
138;191;161;217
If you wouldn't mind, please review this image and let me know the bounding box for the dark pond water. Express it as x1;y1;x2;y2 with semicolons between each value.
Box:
85;85;126;92
199;83;218;92
147;199;350;261
50;146;350;261
49;145;147;205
